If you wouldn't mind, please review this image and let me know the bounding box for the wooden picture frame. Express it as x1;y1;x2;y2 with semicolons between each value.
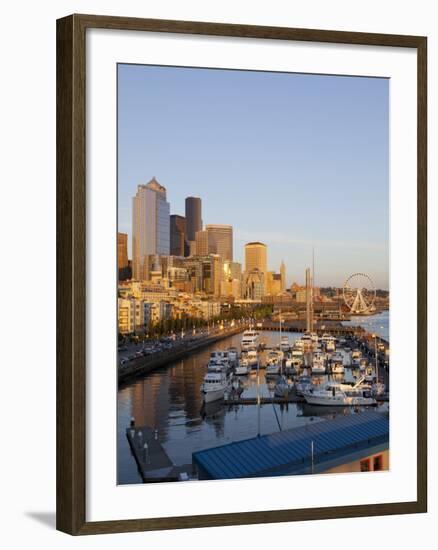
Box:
56;13;427;535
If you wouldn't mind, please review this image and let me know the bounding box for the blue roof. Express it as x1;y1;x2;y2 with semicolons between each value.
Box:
192;411;389;479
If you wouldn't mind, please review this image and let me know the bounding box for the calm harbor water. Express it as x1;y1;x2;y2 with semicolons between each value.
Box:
117;329;388;484
342;310;389;341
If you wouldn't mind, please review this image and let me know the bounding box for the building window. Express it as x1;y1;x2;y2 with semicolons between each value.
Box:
360;458;371;472
373;455;383;471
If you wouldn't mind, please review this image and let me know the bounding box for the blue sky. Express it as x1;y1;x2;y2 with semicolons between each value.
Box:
118;64;389;289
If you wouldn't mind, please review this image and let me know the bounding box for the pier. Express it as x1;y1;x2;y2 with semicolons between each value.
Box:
118;324;246;384
126;425;193;482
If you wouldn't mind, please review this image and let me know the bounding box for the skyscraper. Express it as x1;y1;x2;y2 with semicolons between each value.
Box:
280;260;286;291
185;196;202;245
170;214;186;256
195;229;211;256
205;224;233;261
132;177;170;280
117;232;129;271
118;232;130;280
245;242;267;274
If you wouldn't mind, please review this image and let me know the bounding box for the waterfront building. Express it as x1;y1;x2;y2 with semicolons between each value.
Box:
205;224;233;261
193;411;389;480
132;177;170;280
245;242;267;274
118;298;135;334
170;214;186;256
185;196;202;243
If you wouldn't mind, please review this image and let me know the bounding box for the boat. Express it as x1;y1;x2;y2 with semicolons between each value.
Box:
227;347;239;365
359;358;368;372
325;336;336;352
265;349;283;376
364;366;376;383
330;352;345;374
280;335;290;352
303;378;377;406
274;375;293;398
235;357;250;375
300;333;313;351
351;349;362;365
246;350;260;369
295;374;313;396
241;329;260;350
200;372;228;403
294;339;305;351
285;352;300;374
311;352;326;374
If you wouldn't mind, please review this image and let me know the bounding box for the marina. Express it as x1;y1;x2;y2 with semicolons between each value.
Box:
118;313;389;484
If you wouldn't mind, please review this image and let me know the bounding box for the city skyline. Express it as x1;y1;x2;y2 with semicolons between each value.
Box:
118;64;389;289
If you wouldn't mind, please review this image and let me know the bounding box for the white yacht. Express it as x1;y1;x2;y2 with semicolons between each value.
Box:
235;357;250;375
227;347;239;365
352;349;362;365
294;339;305;351
300;333;313;350
241;329;260;350
330;352;345;374
246;350;259;369
311;352;326;374
303;379;377;406
364;366;376;383
280;335;290;352
201;372;228;403
265;350;283;376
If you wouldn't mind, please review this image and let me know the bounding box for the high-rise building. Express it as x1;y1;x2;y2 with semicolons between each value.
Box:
205;224;233;261
118;232;128;267
132;177;170;280
245;242;267;274
170;214;186;256
195;229;211;257
118;232;130;281
280;260;286;291
185;196;202;242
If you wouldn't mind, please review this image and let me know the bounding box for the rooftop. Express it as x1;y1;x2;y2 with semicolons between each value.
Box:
192;410;389;479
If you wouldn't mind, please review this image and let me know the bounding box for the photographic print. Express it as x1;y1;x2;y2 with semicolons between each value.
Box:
117;64;390;484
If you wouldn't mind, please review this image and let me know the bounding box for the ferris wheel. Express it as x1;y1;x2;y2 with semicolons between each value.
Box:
343;273;376;314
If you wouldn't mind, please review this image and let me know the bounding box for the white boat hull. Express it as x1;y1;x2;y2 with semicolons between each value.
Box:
311;366;326;374
202;388;225;403
304;394;376;406
235;365;250;375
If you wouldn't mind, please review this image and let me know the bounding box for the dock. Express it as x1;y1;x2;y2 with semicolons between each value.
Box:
224;393;303;405
126;425;193;482
119;324;246;385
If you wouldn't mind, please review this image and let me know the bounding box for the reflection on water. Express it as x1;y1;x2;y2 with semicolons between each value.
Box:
117;330;388;484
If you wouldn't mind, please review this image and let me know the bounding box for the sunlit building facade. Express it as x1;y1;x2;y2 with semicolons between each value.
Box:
205;224;233;261
245;242;267;274
132;178;170;280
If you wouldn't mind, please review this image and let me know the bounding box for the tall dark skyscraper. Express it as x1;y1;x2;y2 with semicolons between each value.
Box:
185;196;202;244
170;214;186;256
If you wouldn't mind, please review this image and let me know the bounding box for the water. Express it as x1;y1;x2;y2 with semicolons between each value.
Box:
342;310;389;341
117;330;388;484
